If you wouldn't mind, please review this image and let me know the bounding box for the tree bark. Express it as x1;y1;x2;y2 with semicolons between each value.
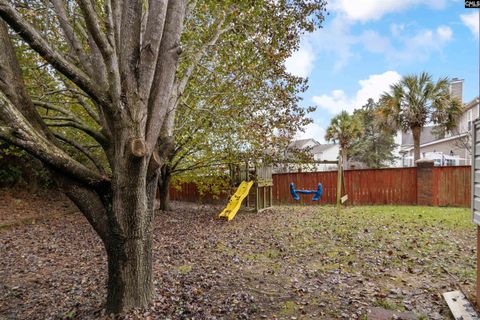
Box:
104;152;158;313
158;164;172;211
341;148;348;170
412;126;421;164
105;234;153;313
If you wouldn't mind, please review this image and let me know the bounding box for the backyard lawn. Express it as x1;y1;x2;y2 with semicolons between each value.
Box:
0;190;476;319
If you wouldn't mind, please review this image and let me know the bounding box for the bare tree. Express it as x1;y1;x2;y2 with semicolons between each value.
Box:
0;0;186;313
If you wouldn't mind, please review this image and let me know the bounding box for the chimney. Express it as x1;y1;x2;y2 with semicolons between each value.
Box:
449;78;464;103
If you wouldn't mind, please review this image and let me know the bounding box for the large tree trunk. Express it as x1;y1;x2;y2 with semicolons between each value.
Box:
158;164;172;211
412;126;421;164
103;147;159;313
105;232;153;313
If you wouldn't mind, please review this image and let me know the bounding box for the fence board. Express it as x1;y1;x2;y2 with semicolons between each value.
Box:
432;166;470;207
271;167;417;205
169;166;470;208
169;183;229;204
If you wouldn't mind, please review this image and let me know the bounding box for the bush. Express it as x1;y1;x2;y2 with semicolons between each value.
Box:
0;142;53;189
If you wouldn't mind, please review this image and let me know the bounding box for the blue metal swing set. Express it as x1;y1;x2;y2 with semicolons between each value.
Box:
289;182;323;201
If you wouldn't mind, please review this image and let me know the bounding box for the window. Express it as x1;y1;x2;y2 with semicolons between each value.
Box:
468;120;472;131
445;159;457;166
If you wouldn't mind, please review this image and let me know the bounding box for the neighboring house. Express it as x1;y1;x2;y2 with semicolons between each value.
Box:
391;78;479;167
278;138;339;172
397;96;480;167
287;138;320;151
310;144;340;171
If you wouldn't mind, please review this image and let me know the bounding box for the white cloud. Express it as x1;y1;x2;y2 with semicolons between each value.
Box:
461;12;480;39
390;26;453;62
295;122;326;143
358;30;392;53
307;15;356;71
285;41;315;78
390;23;406;37
330;0;446;22
437;26;453;40
356;71;402;105
308;11;452;71
312;71;402;114
312;90;352;114
355;25;453;63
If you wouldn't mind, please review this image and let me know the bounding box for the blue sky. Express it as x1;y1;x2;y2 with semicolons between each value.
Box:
286;0;479;142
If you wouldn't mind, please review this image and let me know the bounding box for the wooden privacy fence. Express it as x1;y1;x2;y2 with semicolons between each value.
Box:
273;167;417;205
169;165;471;208
169;183;228;204
432;166;471;207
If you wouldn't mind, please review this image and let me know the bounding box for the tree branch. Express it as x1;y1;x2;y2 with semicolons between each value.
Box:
50;0;93;76
33;99;107;146
145;0;187;150
0;91;107;185
158;8;233;143
52;131;106;174
138;0;168;101
72;93;101;124
77;0;112;60
33;99;72;116
45;120;108;146
0;1;110;108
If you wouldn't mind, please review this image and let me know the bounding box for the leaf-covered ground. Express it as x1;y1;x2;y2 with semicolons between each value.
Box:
0;189;476;319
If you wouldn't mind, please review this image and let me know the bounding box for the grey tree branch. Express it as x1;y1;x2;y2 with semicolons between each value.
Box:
33;99;73;117
33;99;106;145
72;93;101;124
145;0;187;150
77;0;121;111
50;0;93;76
176;10;232;98
0;1;110;108
0;91;106;185
138;0;168;102
77;0;112;59
52;131;106;174
118;0;142;119
109;0;122;50
45;120;108;146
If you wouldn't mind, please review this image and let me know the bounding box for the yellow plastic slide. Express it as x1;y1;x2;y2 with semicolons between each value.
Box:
218;181;254;221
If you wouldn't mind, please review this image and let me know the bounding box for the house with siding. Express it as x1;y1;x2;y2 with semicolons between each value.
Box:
279;138;339;172
398;96;479;166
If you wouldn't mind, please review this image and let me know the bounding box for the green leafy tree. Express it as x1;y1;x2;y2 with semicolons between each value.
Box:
350;99;397;168
379;72;463;163
325;110;363;169
157;0;327;209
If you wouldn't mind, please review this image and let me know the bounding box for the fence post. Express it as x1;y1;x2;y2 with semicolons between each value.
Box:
416;159;435;206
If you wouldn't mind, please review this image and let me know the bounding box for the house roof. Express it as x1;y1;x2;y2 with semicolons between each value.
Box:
403;132;468;151
311;144;338;154
401;126;438;146
464;96;480;111
287;138;320;150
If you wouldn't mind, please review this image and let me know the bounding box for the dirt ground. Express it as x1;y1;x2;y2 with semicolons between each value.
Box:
0;189;476;319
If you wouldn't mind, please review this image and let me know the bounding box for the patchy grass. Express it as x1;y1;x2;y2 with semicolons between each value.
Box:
0;193;475;319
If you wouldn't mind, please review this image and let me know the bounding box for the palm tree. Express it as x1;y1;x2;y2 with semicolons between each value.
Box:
325;110;363;169
379;72;463;163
